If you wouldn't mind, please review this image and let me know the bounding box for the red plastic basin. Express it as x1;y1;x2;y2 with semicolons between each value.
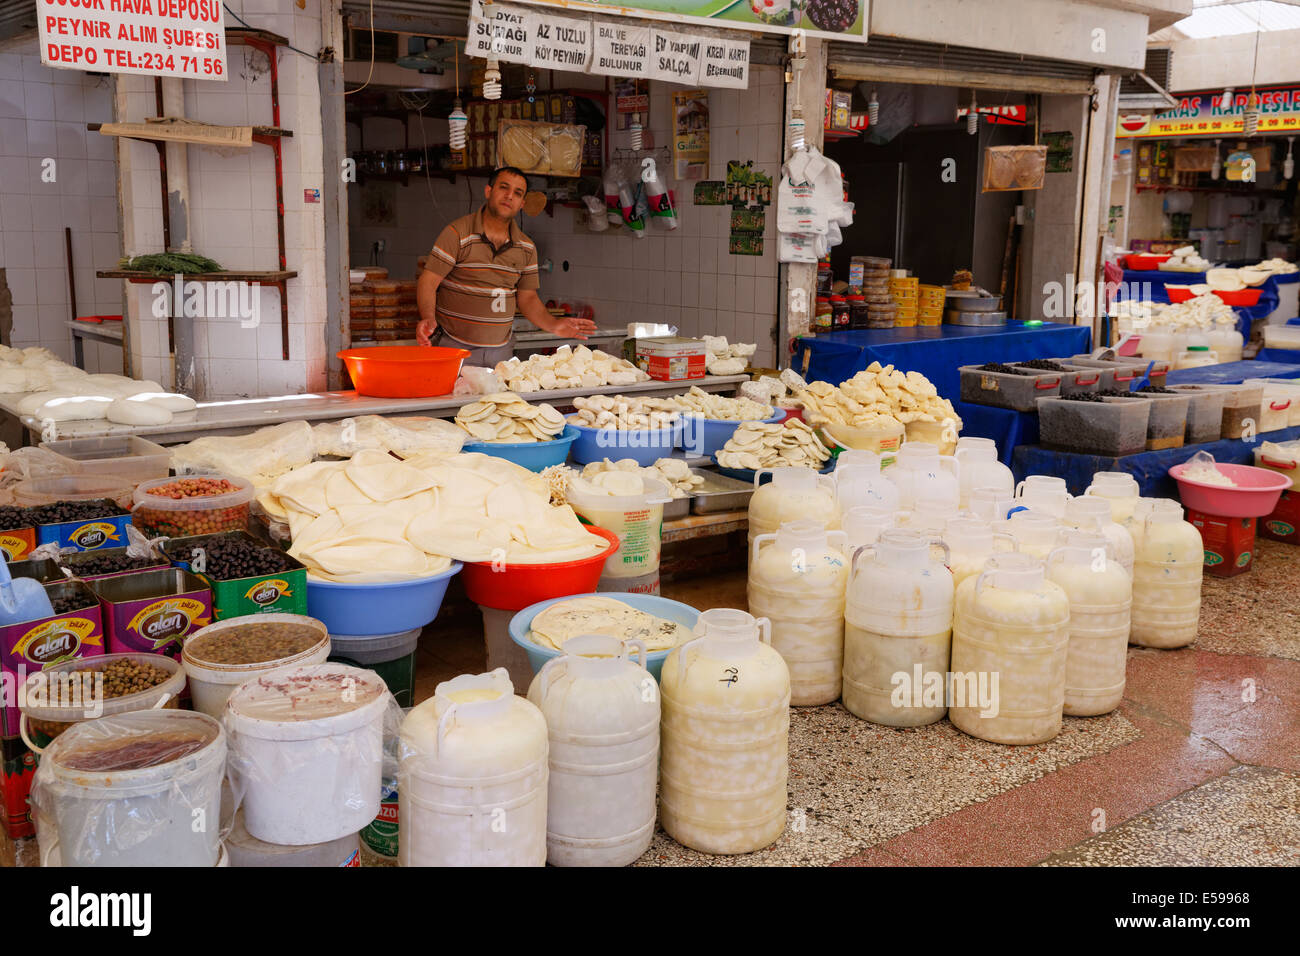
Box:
461;525;620;611
1167;287;1195;303
1169;462;1293;518
338;345;470;398
1126;254;1171;270
1212;288;1262;307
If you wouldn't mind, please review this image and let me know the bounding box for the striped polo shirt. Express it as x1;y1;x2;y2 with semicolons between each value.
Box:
423;209;540;347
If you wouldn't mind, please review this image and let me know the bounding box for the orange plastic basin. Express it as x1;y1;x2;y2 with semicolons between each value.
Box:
461;526;621;611
338;346;470;398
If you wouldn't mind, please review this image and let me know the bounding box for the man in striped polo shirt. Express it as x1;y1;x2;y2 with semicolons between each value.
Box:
416;166;596;365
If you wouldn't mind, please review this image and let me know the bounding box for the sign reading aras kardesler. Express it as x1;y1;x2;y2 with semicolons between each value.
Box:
39;0;228;81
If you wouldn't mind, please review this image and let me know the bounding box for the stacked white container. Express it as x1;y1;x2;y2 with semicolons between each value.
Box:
748;467;839;544
528;637;659;867
1046;531;1133;716
748;521;850;706
842;530;954;727
659;609;790;855
399;669;549;866
1130;506;1204;649
949;553;1071;745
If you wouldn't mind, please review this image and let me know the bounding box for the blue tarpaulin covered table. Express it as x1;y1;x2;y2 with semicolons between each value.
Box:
1009;360;1300;497
792;321;1092;402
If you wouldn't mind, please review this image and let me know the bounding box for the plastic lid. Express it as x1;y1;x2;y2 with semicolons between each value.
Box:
133;474;255;512
12;475;135;509
1188;345;1210;351
21;653;186;725
226;663;387;732
46;711;222;776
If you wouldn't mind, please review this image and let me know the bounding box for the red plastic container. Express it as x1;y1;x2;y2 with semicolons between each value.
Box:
338;346;470;398
461;526;620;611
1166;287;1195;303
1169;462;1292;518
1125;254;1171;270
1212;288;1262;307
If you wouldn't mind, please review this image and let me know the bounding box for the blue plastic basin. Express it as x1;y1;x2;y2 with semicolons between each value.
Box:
568;419;683;466
460;425;580;472
509;591;701;682
679;412;783;458
306;562;462;635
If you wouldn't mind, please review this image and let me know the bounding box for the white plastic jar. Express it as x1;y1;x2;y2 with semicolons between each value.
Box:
1130;506;1203;649
748;467;839;544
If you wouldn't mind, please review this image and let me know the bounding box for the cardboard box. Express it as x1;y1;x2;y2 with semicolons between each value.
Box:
1187;509;1256;577
635;337;707;382
1260;489;1300;543
1;735;37;839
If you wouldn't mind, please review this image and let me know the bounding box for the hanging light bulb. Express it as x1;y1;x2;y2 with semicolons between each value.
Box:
788;105;806;153
483;57;502;100
1211;138;1221;181
628;111;643;150
967;93;979;135
1243;104;1259;136
1284;137;1296;180
448;98;468;150
867;89;879;126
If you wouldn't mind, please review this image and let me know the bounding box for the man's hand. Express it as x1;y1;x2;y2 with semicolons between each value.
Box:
416;317;438;346
551;315;598;340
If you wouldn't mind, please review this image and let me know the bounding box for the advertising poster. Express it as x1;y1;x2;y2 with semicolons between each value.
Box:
673;89;710;180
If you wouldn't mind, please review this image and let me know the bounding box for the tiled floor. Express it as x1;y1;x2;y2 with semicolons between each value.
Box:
4;541;1297;868
407;539;1300;867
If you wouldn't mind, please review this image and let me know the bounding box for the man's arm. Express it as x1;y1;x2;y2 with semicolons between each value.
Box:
517;289;597;340
415;269;443;346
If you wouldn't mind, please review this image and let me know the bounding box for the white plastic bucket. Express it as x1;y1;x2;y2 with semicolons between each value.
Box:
34;710;226;867
225;663;391;846
565;475;669;579
182;614;331;718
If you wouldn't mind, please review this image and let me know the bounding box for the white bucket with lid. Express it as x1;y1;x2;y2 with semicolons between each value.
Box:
565;473;670;579
226;809;361;867
224;662;392;846
182;613;331;718
32;710;226;867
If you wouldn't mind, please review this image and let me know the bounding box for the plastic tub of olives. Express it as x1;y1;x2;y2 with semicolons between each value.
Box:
182;614;330;718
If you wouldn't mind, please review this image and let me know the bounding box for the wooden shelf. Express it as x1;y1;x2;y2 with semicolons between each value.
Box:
97;270;298;283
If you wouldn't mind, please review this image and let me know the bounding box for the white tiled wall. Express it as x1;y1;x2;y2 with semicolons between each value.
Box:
348;66;786;369
0;38;123;372
118;1;328;399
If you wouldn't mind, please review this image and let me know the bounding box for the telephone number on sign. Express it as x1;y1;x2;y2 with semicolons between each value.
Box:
45;44;223;73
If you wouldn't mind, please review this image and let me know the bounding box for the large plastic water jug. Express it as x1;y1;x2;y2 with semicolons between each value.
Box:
527;636;659;867
748;520;849;706
903;489;960;535
1139;327;1178;364
659;608;789;855
1065;496;1135;575
1130;506;1203;649
890;442;960;512
969;486;1016;523
1085;472;1140;524
1046;531;1132;716
842;504;894;550
1208;327;1244;363
843;529;954;727
748;467;838;544
949;553;1070;745
1123;497;1182;554
955;437;1014;509
834;454;900;518
1014;474;1070;518
1005;510;1064;559
944;516;1017;588
399;669;548;866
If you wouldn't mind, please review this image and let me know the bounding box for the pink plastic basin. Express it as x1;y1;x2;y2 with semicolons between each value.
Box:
1168;462;1293;518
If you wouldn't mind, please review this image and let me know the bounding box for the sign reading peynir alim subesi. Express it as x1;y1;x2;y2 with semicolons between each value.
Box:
38;0;228;80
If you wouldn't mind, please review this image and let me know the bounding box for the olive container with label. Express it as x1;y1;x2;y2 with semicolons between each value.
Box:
161;531;308;621
91;569;212;659
59;546;171;582
0;579;105;737
36;510;134;552
0;526;36;561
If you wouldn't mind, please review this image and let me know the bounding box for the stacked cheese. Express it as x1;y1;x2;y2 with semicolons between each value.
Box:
797;364;960;428
260;450;608;583
494;345;648;393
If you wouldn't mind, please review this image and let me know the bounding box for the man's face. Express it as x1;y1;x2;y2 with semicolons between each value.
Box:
484;173;527;221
